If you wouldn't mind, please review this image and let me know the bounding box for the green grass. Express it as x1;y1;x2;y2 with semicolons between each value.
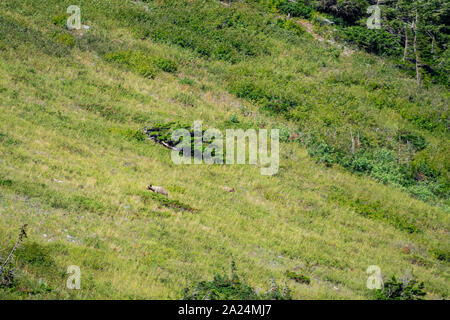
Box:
0;0;448;300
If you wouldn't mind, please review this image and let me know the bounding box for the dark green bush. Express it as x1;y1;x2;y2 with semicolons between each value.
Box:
277;1;312;18
285;271;311;284
318;0;369;24
374;276;426;300
307;142;340;167
51;14;69;28
148;192;195;212
144;121;225;163
52;33;75;48
154;57;178;73
397;131;428;151
15;242;54;268
276;18;306;36
337;26;401;57
183;261;291;300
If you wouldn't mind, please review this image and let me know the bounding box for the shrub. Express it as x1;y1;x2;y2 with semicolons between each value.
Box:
15;242;53;268
277;1;313;18
279;127;292;143
307;142;340;166
336;26;401;57
432;248;450;263
374;276;426;300
182;261;291;300
154;57;178;73
318;0;369;24
397;131;428;151
51;14;69;28
143;121;225;163
285;271;311;284
276;18;306;36
52;33;75;47
148;192;195;212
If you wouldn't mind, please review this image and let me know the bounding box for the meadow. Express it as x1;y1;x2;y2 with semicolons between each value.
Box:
0;0;448;299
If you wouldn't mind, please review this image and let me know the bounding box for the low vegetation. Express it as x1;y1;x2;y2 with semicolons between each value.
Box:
0;0;448;299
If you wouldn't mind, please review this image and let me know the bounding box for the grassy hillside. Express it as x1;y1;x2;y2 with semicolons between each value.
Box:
0;0;448;299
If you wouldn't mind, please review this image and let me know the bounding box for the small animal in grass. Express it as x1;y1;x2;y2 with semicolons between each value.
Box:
222;186;235;193
147;184;168;196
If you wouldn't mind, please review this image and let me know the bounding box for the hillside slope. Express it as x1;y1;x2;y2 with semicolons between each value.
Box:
0;0;448;299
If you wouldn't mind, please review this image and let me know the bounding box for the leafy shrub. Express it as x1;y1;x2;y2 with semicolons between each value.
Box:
276;18;306;36
154;57;178;73
329;189;420;233
397;131;428;151
336;26;401;57
407;183;436;202
148;192;195;212
318;0;369;24
52;33;75;47
431;248;450;263
182;261;291;300
183;273;260;300
0;179;13;187
285;271;311;284
277;1;312;18
370;149;405;186
229;114;240;124
144;121;225;162
373;276;426;300
51;14;69;28
307;142;340;166
15;241;54;270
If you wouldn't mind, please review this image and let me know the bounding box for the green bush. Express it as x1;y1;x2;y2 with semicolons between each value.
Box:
307;142;340;167
52;33;75;47
276;18;306;36
337;26;401;57
285;271;311;284
15;242;54;268
318;0;369;24
51;14;69;28
148;192;195;212
374;276;426;300
277;1;312;18
154;57;178;73
182;261;291;300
